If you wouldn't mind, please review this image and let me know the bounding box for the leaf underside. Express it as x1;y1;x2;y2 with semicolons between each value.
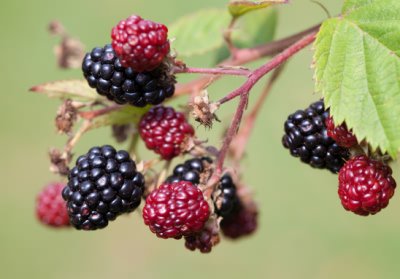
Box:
169;9;231;57
169;5;278;59
30;80;104;102
214;8;277;63
314;0;400;157
91;106;149;129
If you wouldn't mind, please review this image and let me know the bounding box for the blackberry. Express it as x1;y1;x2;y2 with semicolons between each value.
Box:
62;145;145;230
184;227;218;253
166;157;212;185
166;157;238;217
111;15;170;72
282;100;349;173
82;44;175;107
142;181;210;239
139;106;195;160
217;174;239;218
220;204;258;239
338;155;396;216
36;182;70;227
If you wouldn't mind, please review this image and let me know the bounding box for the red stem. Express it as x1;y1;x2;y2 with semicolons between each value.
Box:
216;92;250;175
209;31;317;185
230;66;284;162
174;23;321;96
173;66;250;76
79;105;122;120
218;32;317;105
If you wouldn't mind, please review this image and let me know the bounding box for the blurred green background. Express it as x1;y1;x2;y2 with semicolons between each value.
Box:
2;1;400;278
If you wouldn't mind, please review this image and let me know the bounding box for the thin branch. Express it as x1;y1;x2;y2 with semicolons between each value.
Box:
223;17;239;58
230;65;285;163
174;23;321;96
217;92;250;173
310;0;332;18
218;32;317;104
65;120;92;152
226;24;320;66
79;104;122;120
207;31;317;187
173;66;250;76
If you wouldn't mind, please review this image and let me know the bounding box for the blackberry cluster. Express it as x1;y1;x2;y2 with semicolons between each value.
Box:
62;145;145;230
82;44;175;107
166;157;238;217
282;100;349;173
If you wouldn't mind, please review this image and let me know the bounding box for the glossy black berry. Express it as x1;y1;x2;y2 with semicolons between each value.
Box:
166;157;237;217
282;101;349;173
82;44;175;107
62;145;145;230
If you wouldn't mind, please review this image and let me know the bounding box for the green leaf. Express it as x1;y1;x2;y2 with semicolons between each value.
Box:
314;0;400;157
342;0;374;13
215;8;278;63
30;80;104;102
91;105;150;129
228;0;287;18
169;9;231;57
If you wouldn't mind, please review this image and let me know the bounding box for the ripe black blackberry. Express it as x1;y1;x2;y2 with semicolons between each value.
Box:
82;44;175;107
166;157;238;217
220;203;258;239
62;145;145;230
282;100;349;173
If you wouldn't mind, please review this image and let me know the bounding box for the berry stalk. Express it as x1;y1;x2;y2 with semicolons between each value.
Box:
230;65;284;162
79;105;123;120
173;66;250;77
208;31;318;188
218;31;317;105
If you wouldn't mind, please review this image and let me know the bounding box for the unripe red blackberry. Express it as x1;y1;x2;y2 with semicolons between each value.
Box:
325;116;357;148
220;204;258;239
36;182;70;227
82;44;175;107
282;100;349;173
166;157;238;217
62;145;145;230
139;106;195;160
111;15;170;72
338;155;396;216
142;181;210;239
